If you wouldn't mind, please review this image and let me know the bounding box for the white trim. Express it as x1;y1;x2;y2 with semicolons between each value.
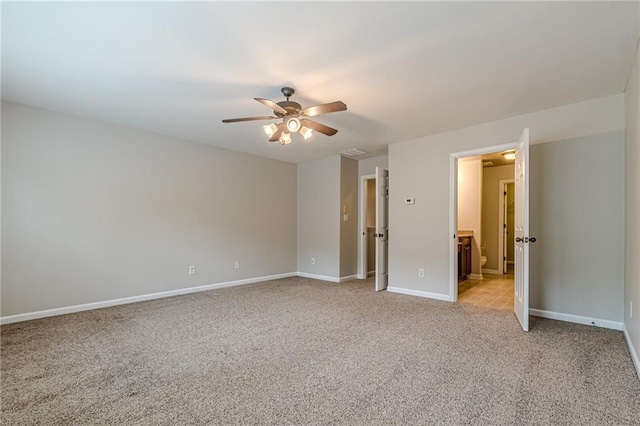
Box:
482;268;501;275
529;308;624;331
498;178;515;274
450;142;517;303
338;274;358;283
387;286;453;302
358;174;376;280
0;272;298;325
367;270;375;277
296;272;341;282
623;326;640;380
468;273;484;280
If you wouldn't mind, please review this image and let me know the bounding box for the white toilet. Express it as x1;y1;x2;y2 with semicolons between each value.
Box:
480;255;487;268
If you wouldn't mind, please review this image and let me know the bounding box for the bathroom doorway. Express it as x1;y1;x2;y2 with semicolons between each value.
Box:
453;148;516;310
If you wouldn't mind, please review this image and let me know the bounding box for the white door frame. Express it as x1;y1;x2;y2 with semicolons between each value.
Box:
498;178;515;274
449;142;517;302
358;174;376;279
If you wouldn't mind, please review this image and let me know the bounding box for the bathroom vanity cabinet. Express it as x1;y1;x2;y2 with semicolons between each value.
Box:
458;237;472;281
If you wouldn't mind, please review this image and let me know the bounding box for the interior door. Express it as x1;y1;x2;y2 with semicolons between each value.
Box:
514;128;530;331
375;167;389;291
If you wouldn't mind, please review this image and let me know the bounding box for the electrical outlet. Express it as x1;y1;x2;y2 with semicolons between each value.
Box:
234;261;240;270
418;268;425;278
188;265;196;275
631;302;633;319
311;257;316;265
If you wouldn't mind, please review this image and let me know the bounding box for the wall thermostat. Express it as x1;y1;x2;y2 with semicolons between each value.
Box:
405;198;415;205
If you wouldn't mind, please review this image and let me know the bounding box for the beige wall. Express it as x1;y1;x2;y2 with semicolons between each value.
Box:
297;156;367;280
481;165;515;272
625;40;640;369
457;158;482;276
297;156;340;278
388;94;625;323
358;155;388;177
1;102;297;317
340;157;358;277
529;131;625;322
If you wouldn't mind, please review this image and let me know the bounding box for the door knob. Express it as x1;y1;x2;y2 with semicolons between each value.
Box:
515;237;524;243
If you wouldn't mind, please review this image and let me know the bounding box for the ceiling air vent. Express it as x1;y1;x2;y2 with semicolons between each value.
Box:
340;148;367;157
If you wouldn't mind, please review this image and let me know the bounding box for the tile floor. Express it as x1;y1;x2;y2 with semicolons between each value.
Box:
458;268;514;310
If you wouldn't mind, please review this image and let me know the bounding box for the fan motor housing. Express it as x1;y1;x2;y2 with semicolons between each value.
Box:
275;101;302;117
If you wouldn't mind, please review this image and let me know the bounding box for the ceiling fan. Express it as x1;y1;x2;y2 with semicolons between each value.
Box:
222;87;347;145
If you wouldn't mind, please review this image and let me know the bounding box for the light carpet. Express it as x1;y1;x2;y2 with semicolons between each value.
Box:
2;277;639;425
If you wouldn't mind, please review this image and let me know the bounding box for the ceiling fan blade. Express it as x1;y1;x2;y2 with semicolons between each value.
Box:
269;123;285;142
300;119;338;136
300;101;347;117
222;116;278;123
254;98;288;115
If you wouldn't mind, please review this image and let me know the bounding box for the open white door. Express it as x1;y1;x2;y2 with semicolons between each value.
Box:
375;167;389;291
514;128;530;331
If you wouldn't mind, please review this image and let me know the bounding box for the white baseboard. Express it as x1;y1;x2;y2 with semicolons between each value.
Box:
387;286;452;302
296;272;359;283
529;308;624;331
623;326;640;380
469;273;483;280
0;272;298;325
482;269;501;275
296;272;340;282
367;270;375;277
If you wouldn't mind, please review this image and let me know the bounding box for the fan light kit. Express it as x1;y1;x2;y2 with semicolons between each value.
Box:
222;87;347;145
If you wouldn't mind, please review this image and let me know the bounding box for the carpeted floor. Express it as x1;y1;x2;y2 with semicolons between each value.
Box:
2;277;639;425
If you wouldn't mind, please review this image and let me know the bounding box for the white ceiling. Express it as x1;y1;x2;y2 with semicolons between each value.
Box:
2;2;638;164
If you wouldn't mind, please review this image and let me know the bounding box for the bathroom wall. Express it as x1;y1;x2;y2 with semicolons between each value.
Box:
506;183;515;263
481;164;515;273
457;158;482;276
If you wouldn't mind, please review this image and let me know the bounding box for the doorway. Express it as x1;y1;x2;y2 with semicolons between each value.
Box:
449;143;516;302
359;175;377;279
455;153;515;310
358;167;389;291
449;129;530;331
